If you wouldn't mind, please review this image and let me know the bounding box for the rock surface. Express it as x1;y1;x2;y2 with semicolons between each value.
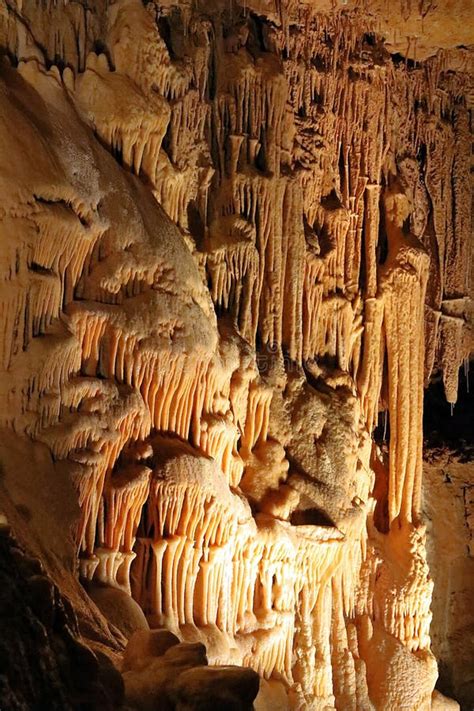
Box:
424;451;474;709
422;371;474;710
122;639;243;711
168;665;260;709
0;0;472;709
87;583;150;640
0;525;124;710
123;629;181;671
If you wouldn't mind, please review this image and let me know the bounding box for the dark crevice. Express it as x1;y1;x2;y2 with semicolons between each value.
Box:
424;364;474;461
290;507;335;527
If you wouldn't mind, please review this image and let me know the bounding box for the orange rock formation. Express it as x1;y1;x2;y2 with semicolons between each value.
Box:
0;0;472;709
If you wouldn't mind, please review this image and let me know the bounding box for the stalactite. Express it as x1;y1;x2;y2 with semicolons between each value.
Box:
75;53;171;181
381;184;430;525
0;2;471;709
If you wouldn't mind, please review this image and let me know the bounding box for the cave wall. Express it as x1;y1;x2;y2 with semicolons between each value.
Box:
423;370;474;710
424;453;474;710
0;1;472;709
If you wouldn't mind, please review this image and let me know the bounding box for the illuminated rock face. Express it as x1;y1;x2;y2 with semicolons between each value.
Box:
0;1;472;709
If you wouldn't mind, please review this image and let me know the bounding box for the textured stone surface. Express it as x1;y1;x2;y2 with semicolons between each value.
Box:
424;453;474;710
422;371;474;710
0;526;124;710
123;629;181;672
168;665;260;709
87;583;150;640
0;0;472;709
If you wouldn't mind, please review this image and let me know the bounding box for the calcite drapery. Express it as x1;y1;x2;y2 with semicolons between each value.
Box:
0;0;472;709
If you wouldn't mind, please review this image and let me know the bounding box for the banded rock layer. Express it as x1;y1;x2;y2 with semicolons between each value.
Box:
0;1;472;710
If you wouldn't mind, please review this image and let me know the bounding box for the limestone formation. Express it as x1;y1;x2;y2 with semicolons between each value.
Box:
0;0;472;709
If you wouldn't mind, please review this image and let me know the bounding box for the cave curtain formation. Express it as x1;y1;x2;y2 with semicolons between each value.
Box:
0;0;472;710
